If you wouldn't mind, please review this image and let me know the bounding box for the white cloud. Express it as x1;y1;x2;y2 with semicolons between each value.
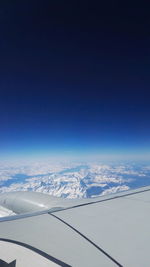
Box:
101;185;130;196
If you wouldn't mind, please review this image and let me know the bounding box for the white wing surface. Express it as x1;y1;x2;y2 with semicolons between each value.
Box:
0;186;150;266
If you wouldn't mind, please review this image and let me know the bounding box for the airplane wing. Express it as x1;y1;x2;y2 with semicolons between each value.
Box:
0;186;150;267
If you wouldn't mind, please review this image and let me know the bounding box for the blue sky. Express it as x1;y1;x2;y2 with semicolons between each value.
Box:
0;2;150;161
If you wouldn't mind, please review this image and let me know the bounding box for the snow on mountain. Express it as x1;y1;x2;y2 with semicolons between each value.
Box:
0;160;149;199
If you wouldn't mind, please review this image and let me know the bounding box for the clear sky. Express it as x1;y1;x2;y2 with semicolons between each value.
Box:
0;1;150;160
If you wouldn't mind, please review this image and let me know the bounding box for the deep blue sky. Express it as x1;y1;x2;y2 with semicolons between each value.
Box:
0;1;150;160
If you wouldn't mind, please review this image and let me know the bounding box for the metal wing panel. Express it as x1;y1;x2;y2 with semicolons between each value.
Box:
0;213;116;267
0;240;58;267
54;188;150;267
1;187;150;266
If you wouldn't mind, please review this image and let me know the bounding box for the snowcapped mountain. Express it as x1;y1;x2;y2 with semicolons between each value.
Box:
0;160;149;199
